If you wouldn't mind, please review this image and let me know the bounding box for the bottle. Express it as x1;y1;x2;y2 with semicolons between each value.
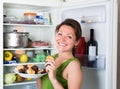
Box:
86;29;98;67
43;49;51;56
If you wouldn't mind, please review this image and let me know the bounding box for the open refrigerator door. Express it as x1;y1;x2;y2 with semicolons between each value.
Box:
61;1;118;89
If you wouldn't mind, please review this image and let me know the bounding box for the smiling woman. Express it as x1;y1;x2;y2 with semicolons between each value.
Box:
36;19;82;89
55;25;77;52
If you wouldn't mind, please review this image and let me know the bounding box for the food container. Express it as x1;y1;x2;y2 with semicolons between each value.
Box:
34;12;44;24
24;12;36;24
3;16;17;23
4;30;29;48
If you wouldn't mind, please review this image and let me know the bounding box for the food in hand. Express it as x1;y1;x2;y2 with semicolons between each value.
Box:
19;54;28;63
4;51;13;61
15;74;24;82
17;64;46;74
46;55;54;61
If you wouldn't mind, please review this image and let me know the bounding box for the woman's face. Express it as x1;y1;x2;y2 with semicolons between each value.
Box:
55;25;78;52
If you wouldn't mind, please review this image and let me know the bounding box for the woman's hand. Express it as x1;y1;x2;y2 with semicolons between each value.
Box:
45;60;57;81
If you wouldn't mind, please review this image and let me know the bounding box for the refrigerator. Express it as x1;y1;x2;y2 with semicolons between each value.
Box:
117;0;120;89
0;0;118;89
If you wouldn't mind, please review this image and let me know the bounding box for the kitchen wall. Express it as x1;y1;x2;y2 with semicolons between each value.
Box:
117;0;120;89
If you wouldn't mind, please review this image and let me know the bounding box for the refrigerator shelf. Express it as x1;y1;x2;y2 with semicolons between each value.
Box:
4;80;36;87
3;23;55;27
3;1;60;9
4;62;45;66
75;54;106;70
82;66;104;70
4;47;55;51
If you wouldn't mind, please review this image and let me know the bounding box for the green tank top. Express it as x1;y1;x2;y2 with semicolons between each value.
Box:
41;54;79;89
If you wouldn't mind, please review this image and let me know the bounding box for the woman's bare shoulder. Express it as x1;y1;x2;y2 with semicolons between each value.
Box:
66;59;82;89
67;59;81;72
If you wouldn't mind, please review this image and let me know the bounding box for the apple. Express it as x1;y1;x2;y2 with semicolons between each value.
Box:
15;74;24;82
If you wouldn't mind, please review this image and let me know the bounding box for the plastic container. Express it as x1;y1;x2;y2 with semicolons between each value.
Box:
3;16;16;23
43;12;51;25
34;12;44;24
24;12;36;24
34;15;44;24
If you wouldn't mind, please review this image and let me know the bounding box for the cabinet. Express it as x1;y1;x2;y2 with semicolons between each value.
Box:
3;1;59;89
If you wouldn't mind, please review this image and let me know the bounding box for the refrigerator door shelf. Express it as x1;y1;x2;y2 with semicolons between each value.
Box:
62;3;106;24
75;54;106;70
80;15;105;23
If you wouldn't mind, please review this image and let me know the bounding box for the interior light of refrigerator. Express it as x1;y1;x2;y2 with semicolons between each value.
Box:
87;19;93;23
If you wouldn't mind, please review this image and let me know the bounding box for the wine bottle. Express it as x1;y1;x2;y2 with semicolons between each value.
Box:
86;29;98;67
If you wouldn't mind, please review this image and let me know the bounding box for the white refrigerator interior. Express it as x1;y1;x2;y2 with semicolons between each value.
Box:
2;0;118;89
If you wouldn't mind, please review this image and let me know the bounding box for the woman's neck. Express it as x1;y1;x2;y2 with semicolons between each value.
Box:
58;51;73;58
55;51;74;68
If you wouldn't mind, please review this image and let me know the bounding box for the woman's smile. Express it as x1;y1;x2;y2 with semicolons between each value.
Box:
57;42;67;48
55;25;77;51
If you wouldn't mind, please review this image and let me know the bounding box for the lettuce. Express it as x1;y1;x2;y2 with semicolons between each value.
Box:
4;73;16;84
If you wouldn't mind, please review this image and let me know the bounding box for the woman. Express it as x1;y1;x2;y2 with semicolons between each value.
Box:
36;19;82;89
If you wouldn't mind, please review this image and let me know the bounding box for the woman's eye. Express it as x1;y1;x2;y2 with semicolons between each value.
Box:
67;36;72;39
57;32;62;36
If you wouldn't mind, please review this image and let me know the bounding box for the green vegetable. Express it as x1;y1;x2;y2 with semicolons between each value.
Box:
32;58;40;62
33;53;46;62
4;73;16;84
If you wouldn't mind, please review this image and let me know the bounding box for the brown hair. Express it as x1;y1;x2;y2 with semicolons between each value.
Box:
55;19;82;41
55;19;82;56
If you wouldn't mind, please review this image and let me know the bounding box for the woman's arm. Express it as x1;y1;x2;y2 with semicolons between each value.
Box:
45;60;64;89
67;60;82;89
45;60;82;89
50;78;64;89
36;78;42;89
